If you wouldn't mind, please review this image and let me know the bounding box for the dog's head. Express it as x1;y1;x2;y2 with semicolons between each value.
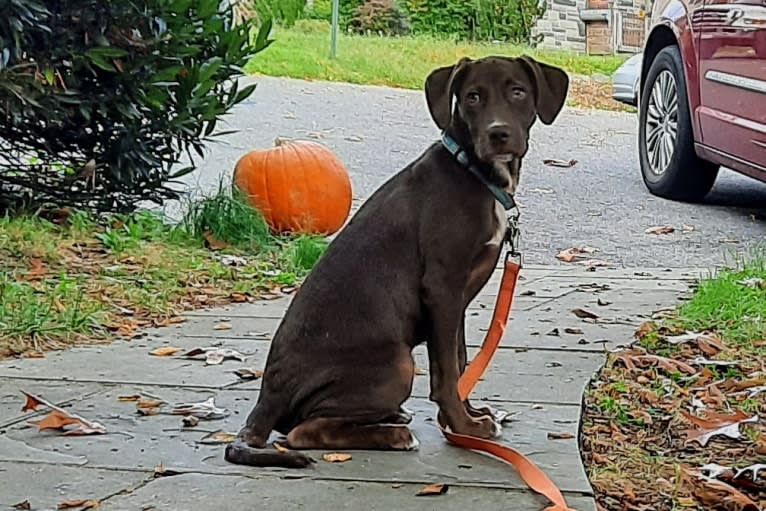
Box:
425;55;569;170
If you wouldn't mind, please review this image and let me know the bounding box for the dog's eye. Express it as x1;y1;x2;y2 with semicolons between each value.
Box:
511;87;526;99
466;92;481;104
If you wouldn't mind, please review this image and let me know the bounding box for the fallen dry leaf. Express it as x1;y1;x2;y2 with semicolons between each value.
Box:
57;499;99;510
182;416;200;427
701;462;766;488
737;277;766;289
416;483;449;496
556;246;598;262
153;462;181;478
154;316;185;327
681;465;760;511
273;442;290;452
564;327;584;335
634;320;657;340
645;225;675;235
722;375;766;394
543;158;578;168
666;331;727;356
216;254;247;267
21;391;106;435
681;410;760;446
572;308;599;320
198;430;236;444
117;394;141;402
12;500;31;510
181;347;246;365
233;368;263;380
202;229;230;250
136;398;164;409
614;348;697;374
547;432;575;440
149;346;182;357
24;257;48;281
579;259;612;268
213;322;232;331
322;452;352;463
171;397;229;420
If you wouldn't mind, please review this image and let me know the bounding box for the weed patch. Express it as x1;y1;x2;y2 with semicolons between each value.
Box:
0;193;329;357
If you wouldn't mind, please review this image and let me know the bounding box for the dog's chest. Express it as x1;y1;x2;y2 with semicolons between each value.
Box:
486;201;507;247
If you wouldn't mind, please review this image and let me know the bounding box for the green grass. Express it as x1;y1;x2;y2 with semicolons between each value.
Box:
183;187;274;251
676;251;766;349
245;21;628;90
0;191;329;357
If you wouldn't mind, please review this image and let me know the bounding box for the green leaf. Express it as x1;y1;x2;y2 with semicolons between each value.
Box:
169;166;196;179
234;84;257;104
43;67;54;85
254;18;274;53
84;53;115;72
198;57;223;84
85;47;128;58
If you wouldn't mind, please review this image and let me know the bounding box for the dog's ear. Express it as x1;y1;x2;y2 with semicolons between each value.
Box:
424;57;472;130
517;55;569;125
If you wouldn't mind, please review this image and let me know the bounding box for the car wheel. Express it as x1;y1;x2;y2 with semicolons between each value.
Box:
638;45;719;202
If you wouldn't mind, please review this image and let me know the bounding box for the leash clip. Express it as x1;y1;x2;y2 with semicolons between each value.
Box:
504;208;522;263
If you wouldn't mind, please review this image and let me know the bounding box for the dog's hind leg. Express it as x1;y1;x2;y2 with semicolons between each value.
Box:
286;417;420;451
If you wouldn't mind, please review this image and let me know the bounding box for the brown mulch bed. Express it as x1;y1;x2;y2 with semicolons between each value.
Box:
568;77;634;112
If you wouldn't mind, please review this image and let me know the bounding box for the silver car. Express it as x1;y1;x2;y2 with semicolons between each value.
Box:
611;53;642;107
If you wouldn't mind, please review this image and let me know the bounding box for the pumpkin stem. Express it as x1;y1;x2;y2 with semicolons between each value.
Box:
274;136;293;147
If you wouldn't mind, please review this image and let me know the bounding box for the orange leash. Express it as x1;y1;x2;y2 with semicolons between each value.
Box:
439;256;576;511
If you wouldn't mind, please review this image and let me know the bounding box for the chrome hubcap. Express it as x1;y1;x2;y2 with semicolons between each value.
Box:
645;70;679;176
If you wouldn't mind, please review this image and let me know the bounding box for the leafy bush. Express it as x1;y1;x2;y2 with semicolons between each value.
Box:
0;0;273;214
402;0;545;43
301;0;543;43
349;0;410;36
304;0;364;27
247;0;306;26
304;0;334;20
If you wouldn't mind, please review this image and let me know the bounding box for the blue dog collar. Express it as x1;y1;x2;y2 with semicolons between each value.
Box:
440;134;516;211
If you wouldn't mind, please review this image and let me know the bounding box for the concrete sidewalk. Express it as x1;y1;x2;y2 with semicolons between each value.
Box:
0;264;701;510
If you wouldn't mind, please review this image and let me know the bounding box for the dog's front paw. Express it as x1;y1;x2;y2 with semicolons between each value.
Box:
457;415;501;439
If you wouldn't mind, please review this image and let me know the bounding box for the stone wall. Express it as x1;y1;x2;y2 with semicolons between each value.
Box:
532;0;647;54
531;0;587;53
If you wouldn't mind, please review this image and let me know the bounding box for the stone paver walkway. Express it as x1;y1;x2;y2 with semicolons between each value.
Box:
0;264;701;510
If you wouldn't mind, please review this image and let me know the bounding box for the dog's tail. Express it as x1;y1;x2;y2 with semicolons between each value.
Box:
224;440;314;468
224;397;314;468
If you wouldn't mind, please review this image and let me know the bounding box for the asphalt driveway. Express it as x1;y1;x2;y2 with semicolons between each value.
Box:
176;75;766;268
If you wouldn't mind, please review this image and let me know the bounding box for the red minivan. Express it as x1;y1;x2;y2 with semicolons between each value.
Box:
637;0;766;201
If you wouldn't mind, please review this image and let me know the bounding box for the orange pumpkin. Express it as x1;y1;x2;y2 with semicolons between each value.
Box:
233;138;353;235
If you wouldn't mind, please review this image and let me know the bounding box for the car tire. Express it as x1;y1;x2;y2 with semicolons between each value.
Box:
638;45;719;202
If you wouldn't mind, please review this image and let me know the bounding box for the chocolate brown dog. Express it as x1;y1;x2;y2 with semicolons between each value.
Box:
225;55;569;468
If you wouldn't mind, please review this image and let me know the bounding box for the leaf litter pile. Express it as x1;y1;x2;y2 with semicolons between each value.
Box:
582;320;766;510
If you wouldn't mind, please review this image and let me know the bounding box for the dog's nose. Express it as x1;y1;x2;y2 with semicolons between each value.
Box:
487;124;511;145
